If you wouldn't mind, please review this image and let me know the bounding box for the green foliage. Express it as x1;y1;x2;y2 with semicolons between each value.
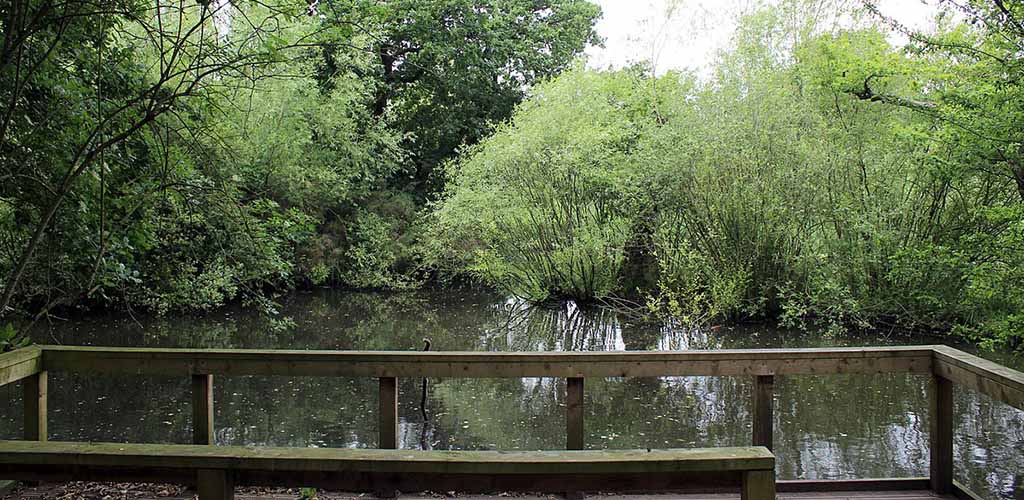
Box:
0;323;30;352
3;0;1021;353
0;0;600;317
432;1;1024;351
429;67;661;301
318;0;603;194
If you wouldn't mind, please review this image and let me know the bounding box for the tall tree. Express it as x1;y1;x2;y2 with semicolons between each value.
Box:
317;0;602;194
0;0;310;317
853;0;1024;202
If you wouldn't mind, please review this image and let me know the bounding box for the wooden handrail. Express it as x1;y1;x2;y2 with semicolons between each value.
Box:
36;345;935;377
0;345;41;386
2;343;1023;498
0;346;45;443
932;345;1024;411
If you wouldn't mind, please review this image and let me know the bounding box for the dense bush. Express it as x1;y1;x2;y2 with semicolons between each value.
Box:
0;0;600;319
432;6;1024;350
427;68;655;301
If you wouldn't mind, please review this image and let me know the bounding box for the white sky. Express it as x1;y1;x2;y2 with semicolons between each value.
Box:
585;0;943;76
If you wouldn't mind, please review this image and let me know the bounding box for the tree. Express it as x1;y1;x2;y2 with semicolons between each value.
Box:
317;0;602;194
0;0;312;318
853;0;1024;202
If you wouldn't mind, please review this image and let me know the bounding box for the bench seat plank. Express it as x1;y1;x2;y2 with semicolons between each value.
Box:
0;441;772;475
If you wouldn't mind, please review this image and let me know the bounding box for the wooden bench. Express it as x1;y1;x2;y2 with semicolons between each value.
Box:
0;441;775;500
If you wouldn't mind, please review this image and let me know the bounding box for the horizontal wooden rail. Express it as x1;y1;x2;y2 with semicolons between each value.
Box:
932;345;1024;411
36;345;934;378
0;345;41;386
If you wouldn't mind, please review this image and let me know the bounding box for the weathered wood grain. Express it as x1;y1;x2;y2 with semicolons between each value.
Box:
742;470;775;500
0;441;774;474
0;442;776;499
23;371;46;442
0;346;42;386
932;346;1024;410
567;377;584;450
39;345;935;378
776;478;931;492
378;377;398;450
197;469;233;500
752;375;774;450
192;374;214;445
929;375;953;495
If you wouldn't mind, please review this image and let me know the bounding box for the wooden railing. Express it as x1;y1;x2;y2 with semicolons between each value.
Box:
2;344;1023;498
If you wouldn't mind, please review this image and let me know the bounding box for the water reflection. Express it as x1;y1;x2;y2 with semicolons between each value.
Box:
2;289;1022;500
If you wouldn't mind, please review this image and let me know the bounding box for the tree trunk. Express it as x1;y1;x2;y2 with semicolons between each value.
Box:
0;187;66;315
373;46;395;116
1013;163;1024;203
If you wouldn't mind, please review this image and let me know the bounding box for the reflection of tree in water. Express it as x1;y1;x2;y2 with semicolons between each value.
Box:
14;289;1024;500
774;374;931;480
485;299;718;352
953;387;1024;499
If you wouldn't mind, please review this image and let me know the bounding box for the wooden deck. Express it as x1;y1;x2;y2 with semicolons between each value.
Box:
2;344;1021;499
2;484;957;500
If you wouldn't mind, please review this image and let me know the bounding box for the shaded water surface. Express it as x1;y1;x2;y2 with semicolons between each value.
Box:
2;290;1022;499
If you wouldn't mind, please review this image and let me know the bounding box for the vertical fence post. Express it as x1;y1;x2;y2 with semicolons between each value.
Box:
930;375;954;494
565;377;586;500
24;371;47;442
378;377;398;449
192;374;215;445
741;470;775;500
197;469;234;500
376;377;399;498
566;377;584;450
752;375;774;451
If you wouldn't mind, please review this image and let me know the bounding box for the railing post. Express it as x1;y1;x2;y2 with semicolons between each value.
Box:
930;374;953;494
24;370;47;442
741;470;775;500
566;377;584;450
192;374;215;445
376;377;399;498
197;469;234;500
378;377;398;449
752;375;773;450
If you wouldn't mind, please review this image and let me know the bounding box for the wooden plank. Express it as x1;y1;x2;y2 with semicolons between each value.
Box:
0;346;42;371
752;375;773;450
0;441;775;474
197;469;234;500
23;371;46;442
777;478;930;492
192;374;214;445
952;480;986;500
0;346;42;386
742;470;775;500
929;376;953;495
378;377;398;449
932;346;1024;410
40;345;935;378
566;377;584;450
3;465;747;494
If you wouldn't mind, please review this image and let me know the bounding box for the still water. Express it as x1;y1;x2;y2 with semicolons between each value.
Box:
2;289;1022;499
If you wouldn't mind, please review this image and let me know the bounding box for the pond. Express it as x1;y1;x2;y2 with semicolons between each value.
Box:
2;289;1022;499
